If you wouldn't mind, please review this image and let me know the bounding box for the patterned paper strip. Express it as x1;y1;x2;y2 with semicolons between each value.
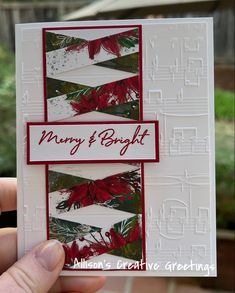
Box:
46;78;91;99
49;170;90;193
64;28;138;60
53;169;141;213
49;217;101;243
47;75;140;120
63;214;142;268
96;52;139;73
68;75;139;116
43;25;144;270
46;28;139;77
45;26;140;122
45;31;86;52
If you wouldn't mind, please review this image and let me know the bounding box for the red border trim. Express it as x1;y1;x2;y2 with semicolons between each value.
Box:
42;24;142;122
41;24;152;271
45;163;146;272
155;121;160;162
27;121;159;165
141;162;146;270
26;122;30;166
28;120;157;126
45;164;50;240
42;29;48;122
138;25;143;121
43;25;141;31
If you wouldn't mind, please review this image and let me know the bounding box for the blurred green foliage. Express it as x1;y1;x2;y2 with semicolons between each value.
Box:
0;45;234;228
215;89;234;229
216;120;234;229
215;88;234;120
0;46;16;176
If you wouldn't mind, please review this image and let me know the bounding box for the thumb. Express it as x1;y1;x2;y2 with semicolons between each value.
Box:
0;240;65;293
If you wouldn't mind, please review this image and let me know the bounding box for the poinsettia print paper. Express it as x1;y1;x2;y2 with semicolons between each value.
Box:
44;26;141;121
44;26;145;270
48;166;144;269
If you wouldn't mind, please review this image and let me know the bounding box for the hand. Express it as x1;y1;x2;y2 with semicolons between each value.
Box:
0;178;106;292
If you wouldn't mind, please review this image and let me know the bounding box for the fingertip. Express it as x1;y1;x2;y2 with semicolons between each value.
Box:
0;228;17;273
0;178;17;212
54;275;107;293
34;240;65;272
0;240;65;293
97;276;106;286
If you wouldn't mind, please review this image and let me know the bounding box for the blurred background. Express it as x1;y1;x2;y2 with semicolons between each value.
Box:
0;0;234;292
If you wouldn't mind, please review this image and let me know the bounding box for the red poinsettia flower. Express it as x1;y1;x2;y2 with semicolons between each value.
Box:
79;245;93;259
63;241;80;264
70;97;95;114
109;228;127;248
89;182;114;202
57;170;140;211
70;76;139;116
63;241;95;266
63;219;142;266
103;176;134;195
101;76;139;104
87;39;102;59
70;90;100;114
118;196;125;202
119;30;137;38
97;93;111;109
65;41;88;53
126;222;141;243
65;29;138;60
88;242;109;256
66;183;89;208
101;35;121;58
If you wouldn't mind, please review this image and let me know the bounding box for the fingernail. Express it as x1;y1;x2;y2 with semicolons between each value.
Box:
35;240;64;271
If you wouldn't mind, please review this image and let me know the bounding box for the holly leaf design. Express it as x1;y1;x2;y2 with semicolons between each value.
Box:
47;78;89;99
45;32;86;52
96;52;139;73
109;239;142;261
118;37;138;48
117;28;139;49
49;170;90;193
113;215;140;239
66;86;93;101
100;100;139;120
49;217;101;243
99;192;141;214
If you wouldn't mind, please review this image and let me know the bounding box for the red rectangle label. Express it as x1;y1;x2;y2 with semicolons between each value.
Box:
27;121;159;164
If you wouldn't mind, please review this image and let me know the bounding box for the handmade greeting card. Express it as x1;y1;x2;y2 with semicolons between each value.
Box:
16;18;216;276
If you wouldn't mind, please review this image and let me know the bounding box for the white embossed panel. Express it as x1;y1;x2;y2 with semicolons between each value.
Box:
16;18;216;276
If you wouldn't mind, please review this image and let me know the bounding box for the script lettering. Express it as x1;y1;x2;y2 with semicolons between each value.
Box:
38;130;85;155
98;125;150;155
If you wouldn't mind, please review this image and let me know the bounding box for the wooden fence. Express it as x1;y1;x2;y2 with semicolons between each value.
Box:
168;8;235;64
212;8;234;64
0;1;234;63
0;1;93;50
